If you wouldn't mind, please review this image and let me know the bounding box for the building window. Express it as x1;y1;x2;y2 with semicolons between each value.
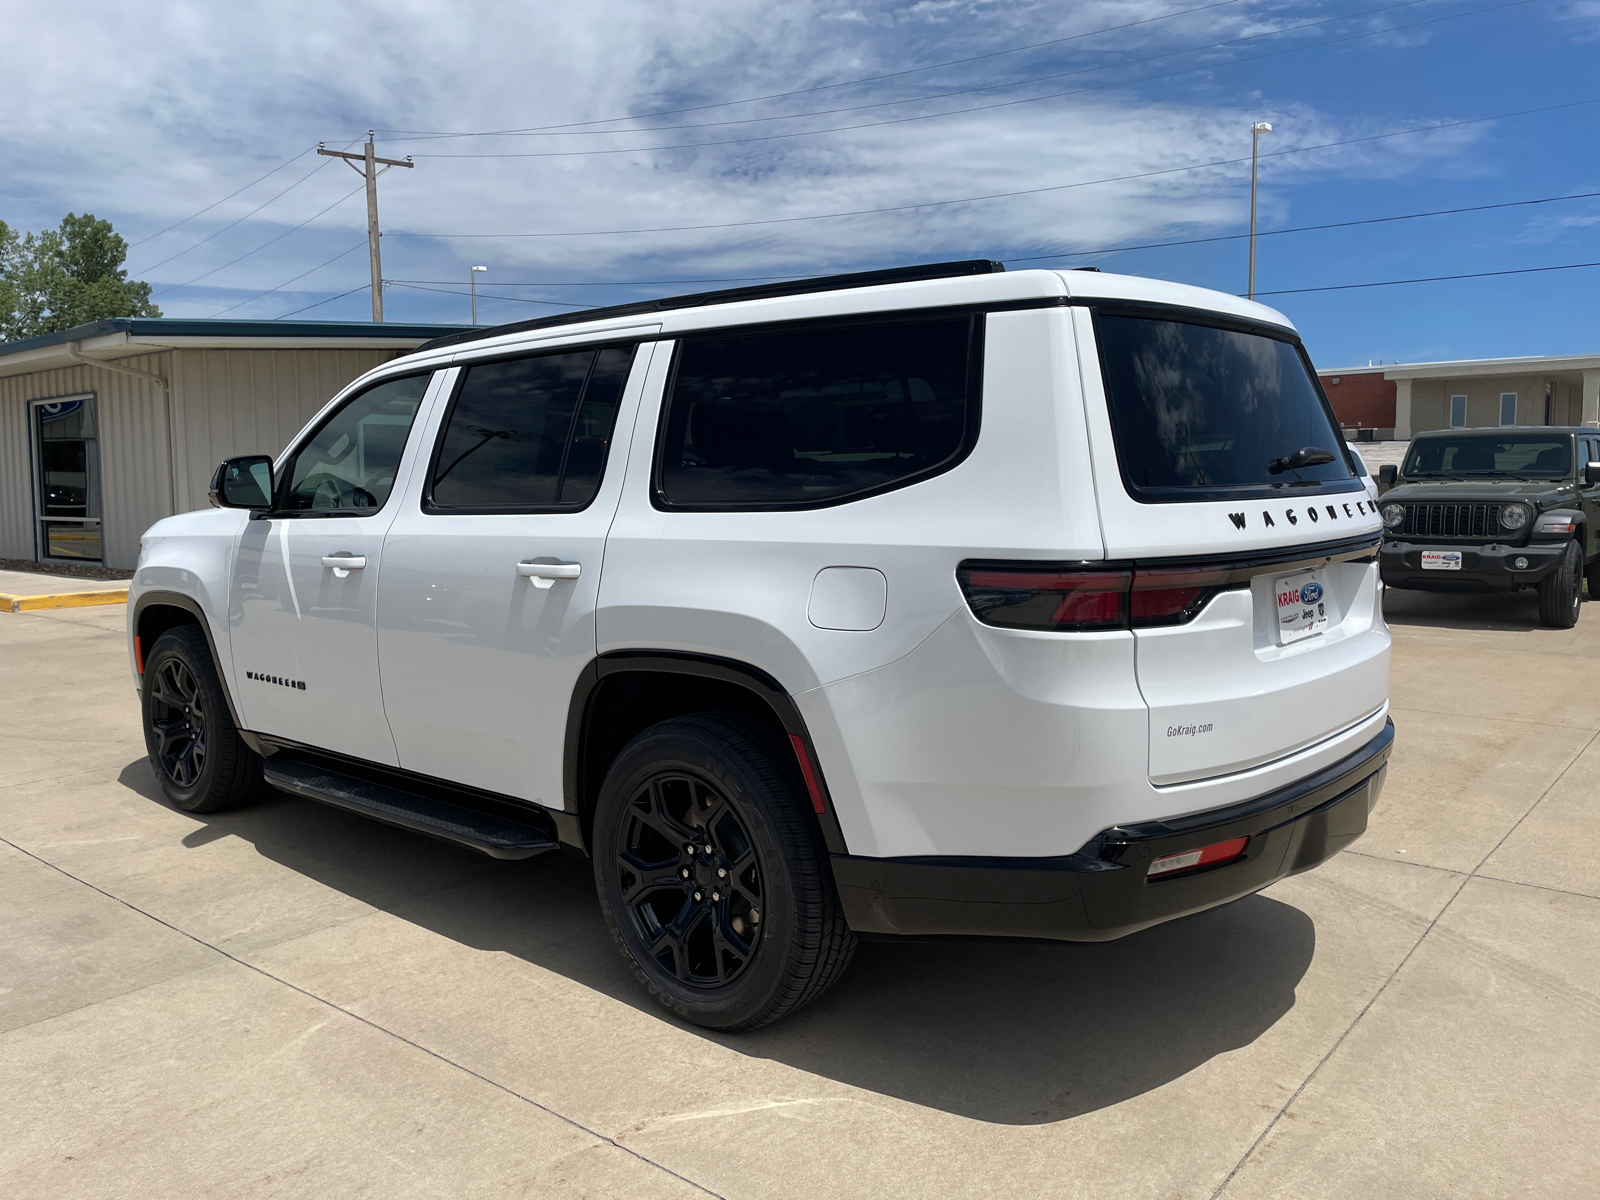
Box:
1500;393;1517;426
31;394;102;562
1450;395;1467;427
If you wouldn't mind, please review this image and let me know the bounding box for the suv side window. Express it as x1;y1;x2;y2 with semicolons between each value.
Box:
655;314;981;510
426;345;634;511
280;373;432;512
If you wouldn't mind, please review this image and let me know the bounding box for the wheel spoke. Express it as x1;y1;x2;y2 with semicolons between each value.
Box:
634;781;699;846
617;851;682;904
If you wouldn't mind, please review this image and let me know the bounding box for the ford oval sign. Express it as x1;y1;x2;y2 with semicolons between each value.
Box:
1300;582;1325;604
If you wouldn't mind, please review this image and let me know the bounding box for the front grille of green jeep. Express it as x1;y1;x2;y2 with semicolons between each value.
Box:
1396;502;1503;538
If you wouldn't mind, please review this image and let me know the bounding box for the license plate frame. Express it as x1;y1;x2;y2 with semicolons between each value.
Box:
1420;550;1463;571
1275;568;1329;645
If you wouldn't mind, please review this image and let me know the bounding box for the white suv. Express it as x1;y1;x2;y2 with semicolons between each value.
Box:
129;261;1393;1030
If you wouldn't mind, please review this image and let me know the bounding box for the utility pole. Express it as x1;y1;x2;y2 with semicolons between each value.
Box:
1248;121;1272;301
318;132;413;321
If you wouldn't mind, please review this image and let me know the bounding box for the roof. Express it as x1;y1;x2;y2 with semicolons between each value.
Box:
1321;353;1600;382
0;316;476;380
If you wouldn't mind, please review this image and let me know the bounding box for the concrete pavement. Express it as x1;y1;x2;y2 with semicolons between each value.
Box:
2;591;1597;1198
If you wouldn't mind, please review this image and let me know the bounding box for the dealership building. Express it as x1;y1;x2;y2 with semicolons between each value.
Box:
0;317;467;571
1319;353;1600;442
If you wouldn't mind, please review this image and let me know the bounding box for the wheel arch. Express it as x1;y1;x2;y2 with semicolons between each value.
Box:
565;651;849;858
132;591;256;748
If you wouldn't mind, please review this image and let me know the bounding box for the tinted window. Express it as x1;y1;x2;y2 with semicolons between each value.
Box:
283;374;430;512
430;346;633;509
1094;312;1353;501
657;316;977;509
1404;434;1572;479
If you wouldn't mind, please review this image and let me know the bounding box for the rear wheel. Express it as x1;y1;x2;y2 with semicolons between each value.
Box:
141;625;262;812
1586;557;1600;602
1537;541;1583;629
593;712;856;1031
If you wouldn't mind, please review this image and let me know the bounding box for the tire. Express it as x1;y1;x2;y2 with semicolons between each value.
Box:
1537;541;1583;629
141;625;263;812
1587;558;1600;603
593;712;856;1031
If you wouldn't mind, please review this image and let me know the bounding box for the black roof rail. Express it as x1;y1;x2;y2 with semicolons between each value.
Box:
413;259;1006;353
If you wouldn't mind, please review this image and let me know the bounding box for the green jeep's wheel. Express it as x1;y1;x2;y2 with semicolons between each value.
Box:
1537;541;1583;629
141;625;263;812
1586;557;1600;603
593;712;856;1031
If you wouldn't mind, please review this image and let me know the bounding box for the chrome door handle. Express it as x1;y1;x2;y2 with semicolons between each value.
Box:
517;561;581;589
321;555;366;569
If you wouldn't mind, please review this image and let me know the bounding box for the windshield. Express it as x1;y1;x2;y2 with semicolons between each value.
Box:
1094;311;1355;501
1403;434;1571;479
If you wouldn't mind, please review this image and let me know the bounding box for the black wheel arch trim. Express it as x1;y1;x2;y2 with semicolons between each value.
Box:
131;590;260;752
565;650;851;857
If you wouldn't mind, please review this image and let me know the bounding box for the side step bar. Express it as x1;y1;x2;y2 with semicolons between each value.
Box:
263;758;558;860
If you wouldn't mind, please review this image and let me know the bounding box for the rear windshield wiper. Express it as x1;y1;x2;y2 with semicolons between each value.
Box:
1267;446;1337;475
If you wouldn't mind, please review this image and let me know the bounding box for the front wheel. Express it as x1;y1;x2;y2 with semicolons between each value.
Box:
593;713;856;1031
1537;541;1583;629
141;625;263;812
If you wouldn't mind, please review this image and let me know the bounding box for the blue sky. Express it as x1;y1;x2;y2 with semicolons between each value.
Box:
2;0;1595;368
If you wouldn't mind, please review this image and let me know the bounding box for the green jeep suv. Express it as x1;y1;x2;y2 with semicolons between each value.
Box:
1377;428;1600;628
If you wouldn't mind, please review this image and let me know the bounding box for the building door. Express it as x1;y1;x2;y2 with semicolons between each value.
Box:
30;395;102;562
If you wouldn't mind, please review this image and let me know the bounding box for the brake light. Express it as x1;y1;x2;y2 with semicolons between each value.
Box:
958;563;1233;631
1148;835;1250;877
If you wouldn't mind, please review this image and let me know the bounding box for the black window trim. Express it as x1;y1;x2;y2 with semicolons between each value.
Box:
649;308;988;514
1086;302;1364;506
420;340;641;517
268;367;438;520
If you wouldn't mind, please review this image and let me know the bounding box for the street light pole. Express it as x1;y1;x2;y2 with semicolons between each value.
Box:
1249;121;1272;300
471;265;487;324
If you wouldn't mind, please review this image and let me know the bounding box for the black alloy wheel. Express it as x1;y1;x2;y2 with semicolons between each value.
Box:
1537;541;1583;629
593;713;856;1031
140;625;263;812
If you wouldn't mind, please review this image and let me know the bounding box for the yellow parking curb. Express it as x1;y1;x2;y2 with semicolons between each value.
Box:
1;588;128;613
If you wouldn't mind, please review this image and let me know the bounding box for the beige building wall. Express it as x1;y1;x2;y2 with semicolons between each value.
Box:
1408;374;1555;433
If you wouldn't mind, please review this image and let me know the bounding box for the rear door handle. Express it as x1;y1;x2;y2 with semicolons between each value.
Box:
517;561;581;589
321;555;366;570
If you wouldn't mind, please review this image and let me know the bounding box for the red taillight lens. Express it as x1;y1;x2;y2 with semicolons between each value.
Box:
959;562;1237;631
1130;566;1231;626
957;567;1131;631
1148;835;1250;877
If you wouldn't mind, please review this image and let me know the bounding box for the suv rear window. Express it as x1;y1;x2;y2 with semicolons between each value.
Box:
1403;434;1572;479
1094;311;1354;502
656;315;980;509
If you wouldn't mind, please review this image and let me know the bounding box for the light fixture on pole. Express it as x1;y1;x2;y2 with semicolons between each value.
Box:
1248;121;1272;300
470;265;487;324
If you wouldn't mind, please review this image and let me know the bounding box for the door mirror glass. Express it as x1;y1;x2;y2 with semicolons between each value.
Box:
1378;464;1398;491
1585;462;1600;487
210;455;274;509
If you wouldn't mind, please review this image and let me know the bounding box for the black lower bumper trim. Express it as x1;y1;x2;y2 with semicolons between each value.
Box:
1380;540;1563;591
832;719;1393;942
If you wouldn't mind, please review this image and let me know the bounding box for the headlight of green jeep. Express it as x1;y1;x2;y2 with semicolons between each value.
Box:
1500;503;1530;531
1381;503;1405;529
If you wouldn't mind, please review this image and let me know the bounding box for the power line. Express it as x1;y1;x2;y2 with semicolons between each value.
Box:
378;0;1250;141
410;0;1538;159
385;275;803;287
393;97;1600;240
385;281;589;307
1253;259;1600;296
271;283;372;320
1006;188;1600;263
209;239;369;317
406;0;1440;144
128;145;317;248
154;182;367;297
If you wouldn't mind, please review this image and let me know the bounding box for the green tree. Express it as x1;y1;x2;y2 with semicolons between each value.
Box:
0;213;160;342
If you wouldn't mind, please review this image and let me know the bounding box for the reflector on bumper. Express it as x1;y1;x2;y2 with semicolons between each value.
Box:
1148;835;1250;877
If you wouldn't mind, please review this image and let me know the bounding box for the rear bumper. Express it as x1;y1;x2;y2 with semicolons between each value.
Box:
832;718;1394;942
1379;540;1562;591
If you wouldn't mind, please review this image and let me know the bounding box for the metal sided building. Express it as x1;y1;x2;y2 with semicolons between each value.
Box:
0;318;468;570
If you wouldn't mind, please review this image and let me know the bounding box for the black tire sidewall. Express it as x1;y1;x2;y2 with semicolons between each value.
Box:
593;721;810;1029
141;627;236;811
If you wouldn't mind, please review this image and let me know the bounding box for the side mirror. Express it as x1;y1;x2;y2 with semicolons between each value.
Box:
209;455;274;510
1378;464;1398;492
1585;462;1600;487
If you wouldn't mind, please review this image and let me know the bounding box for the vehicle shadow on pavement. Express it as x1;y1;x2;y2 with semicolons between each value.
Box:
124;761;1314;1126
1382;586;1555;632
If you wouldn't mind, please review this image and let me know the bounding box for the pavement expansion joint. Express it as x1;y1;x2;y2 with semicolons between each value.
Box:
0;832;728;1200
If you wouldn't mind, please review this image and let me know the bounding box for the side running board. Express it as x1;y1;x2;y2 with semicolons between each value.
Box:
263;758;558;860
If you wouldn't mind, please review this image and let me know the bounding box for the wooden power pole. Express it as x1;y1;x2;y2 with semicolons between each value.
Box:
318;132;413;321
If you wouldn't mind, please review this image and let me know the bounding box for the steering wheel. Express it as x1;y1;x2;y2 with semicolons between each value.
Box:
308;474;377;510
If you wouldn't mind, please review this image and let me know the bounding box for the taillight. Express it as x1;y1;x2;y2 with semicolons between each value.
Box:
959;562;1234;631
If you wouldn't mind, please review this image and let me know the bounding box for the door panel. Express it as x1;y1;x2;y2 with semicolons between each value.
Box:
228;371;440;763
376;341;657;806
